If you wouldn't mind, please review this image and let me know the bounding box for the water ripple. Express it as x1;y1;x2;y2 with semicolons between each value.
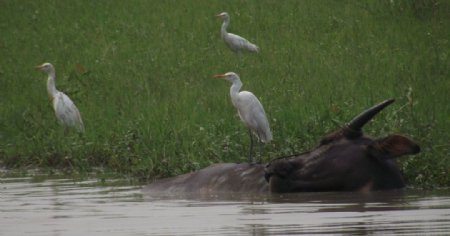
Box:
0;177;449;235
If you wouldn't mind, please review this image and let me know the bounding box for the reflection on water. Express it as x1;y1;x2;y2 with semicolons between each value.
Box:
1;177;449;236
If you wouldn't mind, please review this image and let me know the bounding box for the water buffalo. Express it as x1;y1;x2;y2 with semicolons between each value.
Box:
144;99;420;195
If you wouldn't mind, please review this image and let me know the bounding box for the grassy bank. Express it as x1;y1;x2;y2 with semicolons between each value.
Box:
0;0;448;187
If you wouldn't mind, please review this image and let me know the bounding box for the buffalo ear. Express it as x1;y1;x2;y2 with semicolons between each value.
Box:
369;134;420;160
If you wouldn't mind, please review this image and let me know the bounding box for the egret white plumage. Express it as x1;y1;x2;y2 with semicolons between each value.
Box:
214;72;272;163
35;63;85;133
216;12;259;54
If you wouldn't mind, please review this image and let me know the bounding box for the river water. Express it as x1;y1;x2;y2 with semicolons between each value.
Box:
1;177;449;235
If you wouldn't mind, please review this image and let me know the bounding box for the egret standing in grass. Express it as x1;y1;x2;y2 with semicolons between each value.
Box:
35;62;85;133
216;12;259;55
214;72;272;163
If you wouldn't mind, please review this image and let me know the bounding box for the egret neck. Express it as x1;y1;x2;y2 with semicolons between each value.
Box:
220;16;230;39
229;78;243;108
46;70;58;100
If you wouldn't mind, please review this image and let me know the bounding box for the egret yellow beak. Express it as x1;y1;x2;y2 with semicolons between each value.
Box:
35;65;44;71
213;74;226;79
215;14;223;18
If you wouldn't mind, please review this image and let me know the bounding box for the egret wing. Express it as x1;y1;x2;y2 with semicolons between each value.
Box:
225;33;259;53
53;92;85;132
236;91;272;143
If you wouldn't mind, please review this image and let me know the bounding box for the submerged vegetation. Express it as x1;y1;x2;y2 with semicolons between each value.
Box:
0;0;448;187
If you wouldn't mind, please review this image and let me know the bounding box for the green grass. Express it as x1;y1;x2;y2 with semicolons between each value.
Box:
0;0;449;187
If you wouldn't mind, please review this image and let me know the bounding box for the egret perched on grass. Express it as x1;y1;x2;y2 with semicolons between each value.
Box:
214;72;272;163
216;12;259;55
35;62;85;133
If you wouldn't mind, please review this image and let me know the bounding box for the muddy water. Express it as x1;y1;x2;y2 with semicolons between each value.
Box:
1;177;449;236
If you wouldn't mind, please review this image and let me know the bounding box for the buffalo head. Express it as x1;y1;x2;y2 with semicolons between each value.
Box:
265;99;420;193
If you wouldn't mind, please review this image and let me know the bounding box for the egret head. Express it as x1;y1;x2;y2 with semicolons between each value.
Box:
215;12;230;21
214;72;239;82
35;62;55;74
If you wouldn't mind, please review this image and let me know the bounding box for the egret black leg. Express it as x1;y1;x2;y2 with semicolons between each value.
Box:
248;129;254;163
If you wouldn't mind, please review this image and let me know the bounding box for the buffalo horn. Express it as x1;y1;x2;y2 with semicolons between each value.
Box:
347;99;395;131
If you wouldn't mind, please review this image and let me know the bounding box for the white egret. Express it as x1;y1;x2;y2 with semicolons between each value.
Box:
214;72;272;163
35;62;85;133
216;12;259;54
